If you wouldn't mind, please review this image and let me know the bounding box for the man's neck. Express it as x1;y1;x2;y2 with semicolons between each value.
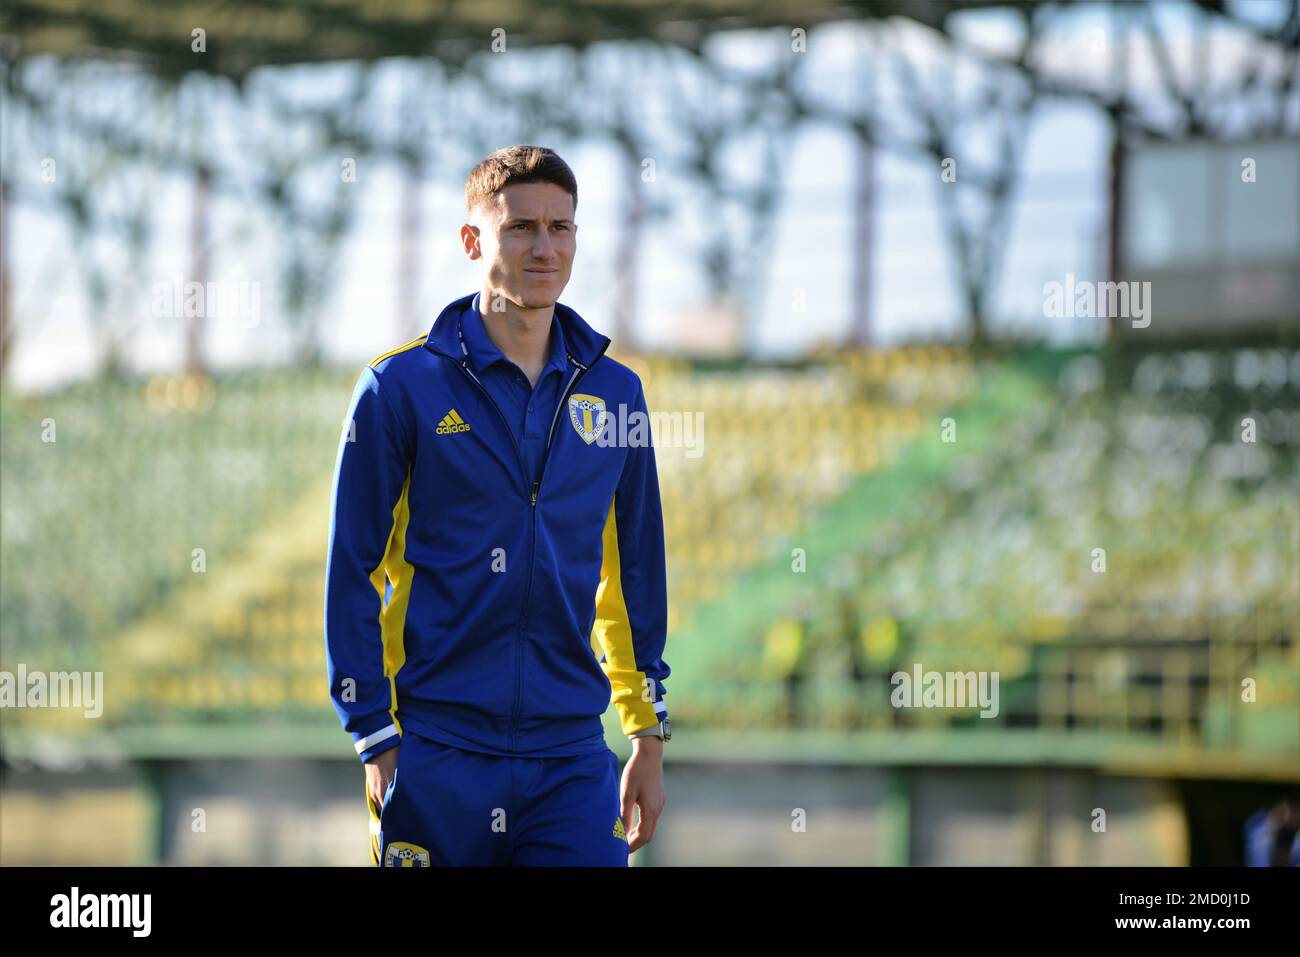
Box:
478;291;554;387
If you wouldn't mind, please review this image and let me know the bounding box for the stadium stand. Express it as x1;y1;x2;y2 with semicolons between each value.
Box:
2;345;1296;774
668;345;1299;767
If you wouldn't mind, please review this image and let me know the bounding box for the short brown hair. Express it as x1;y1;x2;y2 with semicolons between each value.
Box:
465;145;578;218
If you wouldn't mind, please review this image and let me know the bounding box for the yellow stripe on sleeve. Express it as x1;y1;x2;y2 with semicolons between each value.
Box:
367;471;414;739
368;335;428;369
590;497;659;734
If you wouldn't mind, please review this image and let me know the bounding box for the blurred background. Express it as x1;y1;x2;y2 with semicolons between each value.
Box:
1;0;1297;866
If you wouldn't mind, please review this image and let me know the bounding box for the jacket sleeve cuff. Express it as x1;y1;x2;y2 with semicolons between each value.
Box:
624;701;669;738
354;723;400;763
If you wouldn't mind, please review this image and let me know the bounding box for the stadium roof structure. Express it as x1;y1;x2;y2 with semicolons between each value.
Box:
0;0;1063;76
1;0;1295;363
8;0;1288;76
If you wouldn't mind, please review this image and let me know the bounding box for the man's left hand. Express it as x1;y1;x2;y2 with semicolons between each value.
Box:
620;736;665;854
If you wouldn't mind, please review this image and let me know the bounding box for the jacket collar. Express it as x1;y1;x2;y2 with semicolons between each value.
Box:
424;291;611;371
460;292;571;378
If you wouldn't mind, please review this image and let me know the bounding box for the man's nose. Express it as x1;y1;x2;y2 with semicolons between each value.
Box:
532;230;558;259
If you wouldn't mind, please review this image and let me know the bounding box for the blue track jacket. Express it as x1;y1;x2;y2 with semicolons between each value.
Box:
325;293;670;762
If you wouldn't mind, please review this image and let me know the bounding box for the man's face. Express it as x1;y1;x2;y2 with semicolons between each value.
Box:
463;181;576;311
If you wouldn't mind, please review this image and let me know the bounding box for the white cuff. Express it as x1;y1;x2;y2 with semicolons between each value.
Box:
354;724;399;755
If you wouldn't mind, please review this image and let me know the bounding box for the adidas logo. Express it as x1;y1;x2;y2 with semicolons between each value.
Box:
612;817;627;841
436;409;471;435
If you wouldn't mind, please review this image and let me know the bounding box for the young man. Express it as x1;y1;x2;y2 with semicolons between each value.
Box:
325;145;671;866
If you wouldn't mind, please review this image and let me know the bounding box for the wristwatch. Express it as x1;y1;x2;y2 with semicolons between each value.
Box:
630;719;671;741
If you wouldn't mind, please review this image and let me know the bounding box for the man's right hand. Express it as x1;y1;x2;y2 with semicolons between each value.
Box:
365;744;400;812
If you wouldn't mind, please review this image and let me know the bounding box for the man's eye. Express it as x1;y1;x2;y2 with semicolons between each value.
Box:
553;224;569;231
513;223;529;230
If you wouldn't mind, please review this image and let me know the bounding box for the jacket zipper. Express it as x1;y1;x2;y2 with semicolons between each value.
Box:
509;354;601;748
536;363;585;503
532;343;609;504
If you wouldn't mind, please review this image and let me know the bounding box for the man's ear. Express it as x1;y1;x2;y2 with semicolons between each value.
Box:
461;223;481;260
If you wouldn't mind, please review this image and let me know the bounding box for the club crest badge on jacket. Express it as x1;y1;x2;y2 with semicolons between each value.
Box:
568;393;607;445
